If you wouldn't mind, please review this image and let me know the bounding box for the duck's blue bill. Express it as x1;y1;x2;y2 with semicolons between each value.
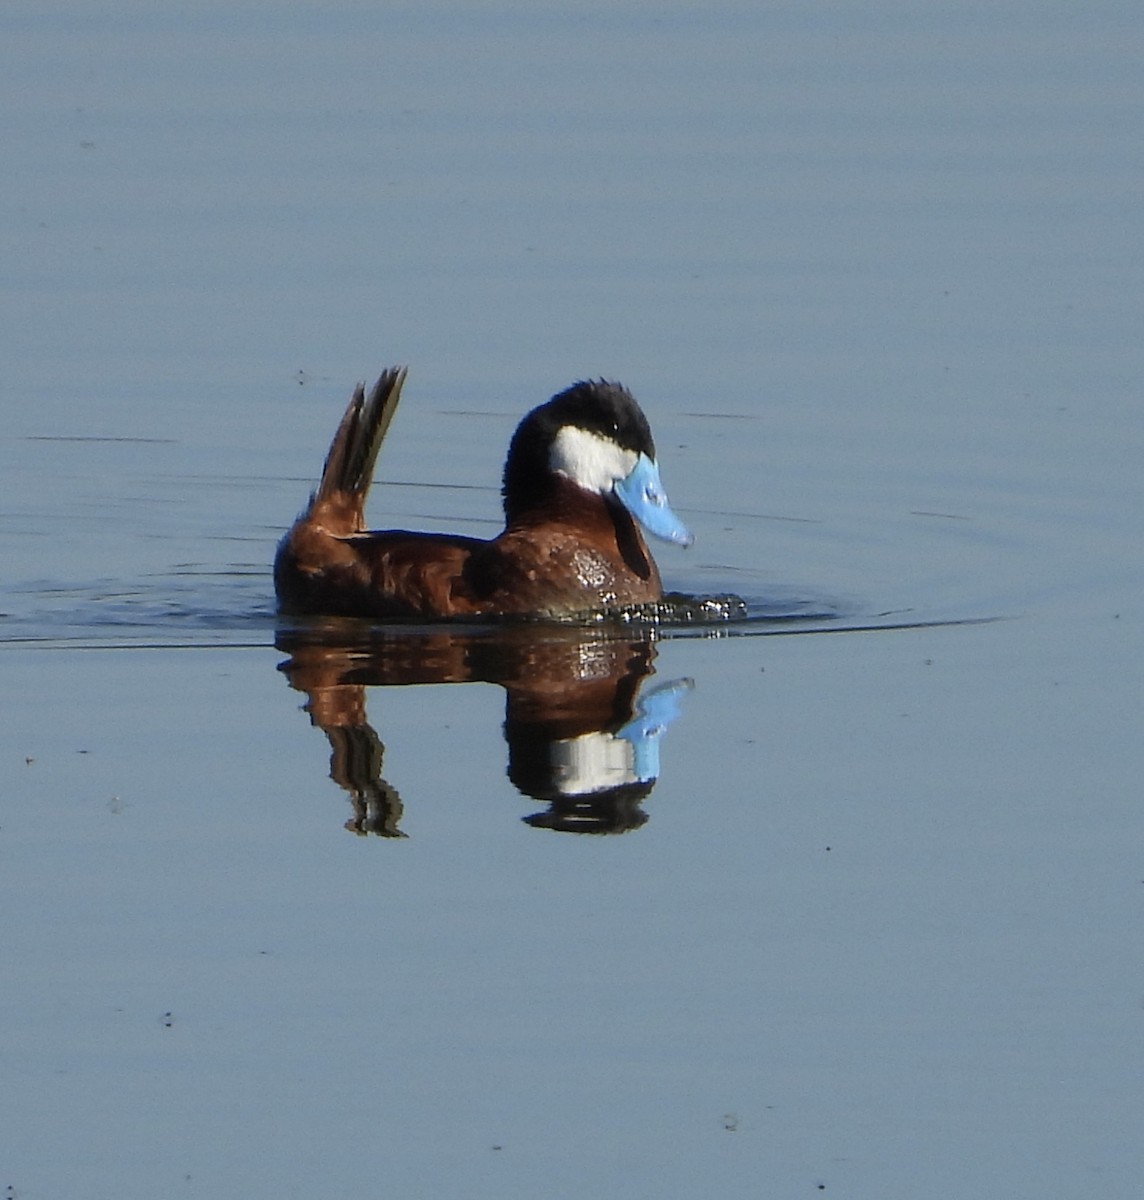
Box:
614;453;693;546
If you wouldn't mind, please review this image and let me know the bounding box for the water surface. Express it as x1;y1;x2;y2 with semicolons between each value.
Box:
2;3;1142;1198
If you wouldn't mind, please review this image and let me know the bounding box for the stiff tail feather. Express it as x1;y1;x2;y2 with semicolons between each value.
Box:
294;367;405;542
275;367;408;612
310;366;407;530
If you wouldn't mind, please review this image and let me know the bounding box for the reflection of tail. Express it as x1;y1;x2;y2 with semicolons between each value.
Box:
307;366;407;534
326;723;406;838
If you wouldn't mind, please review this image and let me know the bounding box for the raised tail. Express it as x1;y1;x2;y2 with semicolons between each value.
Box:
306;366;407;534
275;368;408;614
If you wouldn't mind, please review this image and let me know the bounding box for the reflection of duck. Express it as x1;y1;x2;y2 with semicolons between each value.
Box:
275;368;691;620
276;625;692;835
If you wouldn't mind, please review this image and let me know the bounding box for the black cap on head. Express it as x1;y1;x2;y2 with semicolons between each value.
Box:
502;380;654;518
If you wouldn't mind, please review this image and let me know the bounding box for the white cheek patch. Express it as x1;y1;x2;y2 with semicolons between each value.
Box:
550;426;637;495
551;731;639;796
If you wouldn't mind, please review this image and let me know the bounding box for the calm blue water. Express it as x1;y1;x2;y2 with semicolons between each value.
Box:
2;3;1142;1198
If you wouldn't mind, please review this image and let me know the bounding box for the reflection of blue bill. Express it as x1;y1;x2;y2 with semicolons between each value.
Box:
617;676;696;782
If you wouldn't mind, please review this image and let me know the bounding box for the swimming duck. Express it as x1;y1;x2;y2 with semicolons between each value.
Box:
274;367;692;619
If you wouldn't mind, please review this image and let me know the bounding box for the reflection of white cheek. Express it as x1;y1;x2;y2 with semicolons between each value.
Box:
551;732;638;795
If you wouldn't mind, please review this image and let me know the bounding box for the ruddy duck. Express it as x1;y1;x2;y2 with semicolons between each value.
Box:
274;367;692;619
